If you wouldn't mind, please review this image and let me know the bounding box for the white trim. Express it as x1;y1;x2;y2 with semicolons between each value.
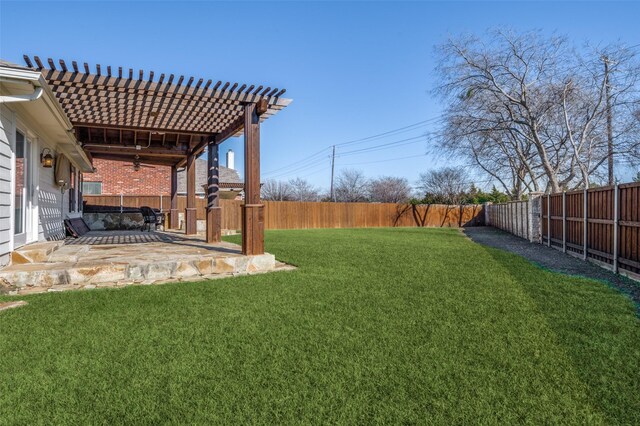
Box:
0;67;41;82
7;109;16;252
0;86;43;103
0;65;93;172
12;122;39;247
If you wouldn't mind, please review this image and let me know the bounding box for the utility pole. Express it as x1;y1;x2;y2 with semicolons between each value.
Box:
330;145;336;202
604;55;615;185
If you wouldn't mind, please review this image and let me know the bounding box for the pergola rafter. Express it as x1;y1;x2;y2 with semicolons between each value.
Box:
23;55;291;254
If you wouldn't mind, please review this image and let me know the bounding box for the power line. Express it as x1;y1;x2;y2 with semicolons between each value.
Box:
263;117;440;177
263;146;331;176
266;157;332;180
337;135;427;157
334;116;442;148
340;153;428;166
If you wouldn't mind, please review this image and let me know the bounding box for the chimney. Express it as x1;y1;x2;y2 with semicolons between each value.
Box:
226;149;235;170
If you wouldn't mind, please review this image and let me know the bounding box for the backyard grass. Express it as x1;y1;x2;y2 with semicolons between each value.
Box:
0;228;639;424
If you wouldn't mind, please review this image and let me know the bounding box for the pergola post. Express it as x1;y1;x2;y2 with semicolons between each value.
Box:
242;102;265;255
206;142;222;243
185;152;197;235
170;165;179;229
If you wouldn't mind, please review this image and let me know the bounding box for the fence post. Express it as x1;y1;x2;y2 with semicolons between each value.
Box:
613;183;619;273
562;191;567;253
527;192;543;243
120;193;123;213
484;202;492;226
547;194;551;247
160;195;163;212
583;189;588;261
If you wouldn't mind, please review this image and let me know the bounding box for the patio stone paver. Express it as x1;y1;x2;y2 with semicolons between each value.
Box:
0;230;282;295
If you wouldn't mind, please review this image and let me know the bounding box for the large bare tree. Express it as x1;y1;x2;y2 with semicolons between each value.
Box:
368;176;412;203
334;169;370;202
416;167;469;204
261;179;293;201
434;30;640;194
288;178;321;201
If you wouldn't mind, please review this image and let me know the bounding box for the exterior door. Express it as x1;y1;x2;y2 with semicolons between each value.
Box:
13;130;31;248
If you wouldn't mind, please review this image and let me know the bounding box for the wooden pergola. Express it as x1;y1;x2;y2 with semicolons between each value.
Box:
23;55;291;255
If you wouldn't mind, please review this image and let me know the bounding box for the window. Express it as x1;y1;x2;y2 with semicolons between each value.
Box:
14;130;27;235
82;181;102;195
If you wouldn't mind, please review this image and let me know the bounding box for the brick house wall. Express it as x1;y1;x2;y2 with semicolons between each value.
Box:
84;158;171;195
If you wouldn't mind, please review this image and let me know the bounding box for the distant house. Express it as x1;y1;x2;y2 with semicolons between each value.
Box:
83;149;243;199
177;156;243;199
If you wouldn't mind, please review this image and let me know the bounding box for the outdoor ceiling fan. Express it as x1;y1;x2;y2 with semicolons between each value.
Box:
132;155;156;171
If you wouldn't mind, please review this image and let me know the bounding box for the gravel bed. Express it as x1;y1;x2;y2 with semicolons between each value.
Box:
464;226;640;309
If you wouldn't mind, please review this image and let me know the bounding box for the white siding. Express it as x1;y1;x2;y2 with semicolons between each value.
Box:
0;104;80;267
37;155;66;241
0;105;15;266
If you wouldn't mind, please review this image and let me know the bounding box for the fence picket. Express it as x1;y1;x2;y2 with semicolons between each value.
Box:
613;183;619;273
486;181;639;279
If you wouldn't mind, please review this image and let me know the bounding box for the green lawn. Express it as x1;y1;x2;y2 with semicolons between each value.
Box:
1;228;639;424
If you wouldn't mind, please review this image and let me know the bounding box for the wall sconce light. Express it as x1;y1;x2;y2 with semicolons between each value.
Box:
41;148;54;168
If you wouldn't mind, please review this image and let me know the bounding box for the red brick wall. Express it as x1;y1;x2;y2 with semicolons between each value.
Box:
84;159;171;195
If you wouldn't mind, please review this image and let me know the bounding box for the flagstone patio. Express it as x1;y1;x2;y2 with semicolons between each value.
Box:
0;230;286;295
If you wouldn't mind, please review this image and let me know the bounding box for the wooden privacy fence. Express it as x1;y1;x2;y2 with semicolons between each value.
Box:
83;196;485;230
541;182;639;278
257;201;483;229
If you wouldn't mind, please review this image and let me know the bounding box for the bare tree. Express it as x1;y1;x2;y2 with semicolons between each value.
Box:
334;169;369;202
416;167;469;204
368;176;412;203
434;30;640;193
261;179;293;201
288;177;321;201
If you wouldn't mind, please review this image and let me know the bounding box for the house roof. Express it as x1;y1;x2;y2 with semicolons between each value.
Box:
21;55;291;168
0;59;32;71
0;60;93;172
177;158;242;193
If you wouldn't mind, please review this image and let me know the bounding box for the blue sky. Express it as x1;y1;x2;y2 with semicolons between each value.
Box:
2;1;639;190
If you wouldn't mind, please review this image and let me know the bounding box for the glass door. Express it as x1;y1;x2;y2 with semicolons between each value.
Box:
14;130;30;248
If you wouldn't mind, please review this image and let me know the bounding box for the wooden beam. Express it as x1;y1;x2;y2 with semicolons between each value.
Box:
206;142;221;243
170;165;179;229
89;153;178;166
86;147;188;158
73;123;213;137
23;55;33;68
174;108;244;168
185;152;197;235
256;98;269;116
242;102;264;255
83;142;189;155
175;135;215;168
